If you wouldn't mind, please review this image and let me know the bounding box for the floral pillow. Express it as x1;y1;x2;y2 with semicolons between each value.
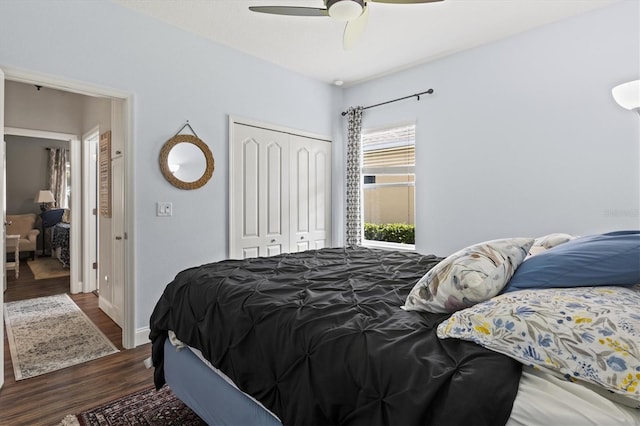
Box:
526;232;577;258
437;286;640;407
403;237;533;313
533;233;577;249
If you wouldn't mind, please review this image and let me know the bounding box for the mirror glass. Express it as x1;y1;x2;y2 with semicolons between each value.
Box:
160;134;214;190
167;142;207;183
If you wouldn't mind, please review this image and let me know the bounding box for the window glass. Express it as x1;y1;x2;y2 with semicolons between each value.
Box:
362;124;415;248
63;160;71;209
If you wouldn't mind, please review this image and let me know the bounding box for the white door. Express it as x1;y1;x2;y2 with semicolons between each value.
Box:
230;124;290;259
1;67;6;390
289;136;331;252
110;103;125;328
98;103;125;329
110;156;124;327
82;129;99;293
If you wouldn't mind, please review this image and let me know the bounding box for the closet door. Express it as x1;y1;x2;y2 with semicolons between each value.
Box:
230;124;289;259
289;135;331;252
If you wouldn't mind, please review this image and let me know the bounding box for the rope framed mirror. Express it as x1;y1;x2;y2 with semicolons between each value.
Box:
159;134;215;190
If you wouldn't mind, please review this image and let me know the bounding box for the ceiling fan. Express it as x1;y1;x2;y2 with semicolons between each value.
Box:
249;0;444;50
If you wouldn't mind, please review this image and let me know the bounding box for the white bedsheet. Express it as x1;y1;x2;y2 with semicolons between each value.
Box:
507;366;640;426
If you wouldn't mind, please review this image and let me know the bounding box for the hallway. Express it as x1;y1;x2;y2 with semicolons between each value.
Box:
1;262;152;426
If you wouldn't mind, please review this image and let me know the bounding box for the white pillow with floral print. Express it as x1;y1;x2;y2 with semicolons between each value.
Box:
533;232;577;249
403;237;534;313
437;286;640;407
526;233;577;258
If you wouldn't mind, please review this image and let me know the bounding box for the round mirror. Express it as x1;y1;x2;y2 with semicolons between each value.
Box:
160;134;214;190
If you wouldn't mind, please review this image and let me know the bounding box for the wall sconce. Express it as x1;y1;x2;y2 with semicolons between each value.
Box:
34;190;55;211
612;80;640;116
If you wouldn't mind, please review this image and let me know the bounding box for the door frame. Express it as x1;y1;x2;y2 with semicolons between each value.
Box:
4;127;81;294
2;66;136;349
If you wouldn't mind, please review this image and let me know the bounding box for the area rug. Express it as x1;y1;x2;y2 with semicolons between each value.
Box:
59;386;206;425
4;293;119;380
27;257;70;280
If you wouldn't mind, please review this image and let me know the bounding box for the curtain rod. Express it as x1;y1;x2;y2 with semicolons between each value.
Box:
341;89;434;116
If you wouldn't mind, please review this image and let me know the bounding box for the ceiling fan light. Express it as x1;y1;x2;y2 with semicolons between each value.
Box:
327;0;363;21
612;79;640;111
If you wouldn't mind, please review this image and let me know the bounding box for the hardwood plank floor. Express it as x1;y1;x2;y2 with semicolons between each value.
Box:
1;261;154;426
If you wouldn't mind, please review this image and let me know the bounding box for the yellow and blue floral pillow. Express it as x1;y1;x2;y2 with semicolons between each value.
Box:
437;285;640;407
403;238;534;313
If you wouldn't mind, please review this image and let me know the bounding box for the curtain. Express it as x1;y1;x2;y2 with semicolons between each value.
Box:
345;106;363;246
48;148;69;209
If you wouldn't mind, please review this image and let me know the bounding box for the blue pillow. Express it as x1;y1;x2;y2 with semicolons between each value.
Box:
503;230;640;292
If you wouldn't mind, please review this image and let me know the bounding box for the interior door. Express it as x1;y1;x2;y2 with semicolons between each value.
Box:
110;156;124;327
1;67;6;390
230;124;290;259
289;135;332;252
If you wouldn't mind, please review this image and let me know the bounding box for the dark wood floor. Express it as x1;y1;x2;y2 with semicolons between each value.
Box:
0;261;154;426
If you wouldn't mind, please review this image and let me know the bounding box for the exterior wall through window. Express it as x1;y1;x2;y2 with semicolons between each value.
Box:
361;124;415;248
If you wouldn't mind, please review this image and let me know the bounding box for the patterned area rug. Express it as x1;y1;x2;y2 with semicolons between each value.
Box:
4;294;119;380
27;257;70;280
59;386;206;425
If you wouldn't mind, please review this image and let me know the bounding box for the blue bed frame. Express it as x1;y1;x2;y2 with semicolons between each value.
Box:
163;339;282;425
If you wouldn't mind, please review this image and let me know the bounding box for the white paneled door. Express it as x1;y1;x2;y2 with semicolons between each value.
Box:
289;135;331;252
230;124;290;258
229;120;331;259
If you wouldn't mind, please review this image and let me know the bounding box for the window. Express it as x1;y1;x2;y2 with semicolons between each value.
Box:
64;160;71;209
361;124;415;249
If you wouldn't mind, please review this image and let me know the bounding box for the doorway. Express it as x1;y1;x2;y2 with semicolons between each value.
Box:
1;69;134;352
4;127;80;292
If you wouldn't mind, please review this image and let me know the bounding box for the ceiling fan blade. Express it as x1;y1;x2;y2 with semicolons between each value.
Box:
343;4;369;50
248;6;329;17
369;0;444;3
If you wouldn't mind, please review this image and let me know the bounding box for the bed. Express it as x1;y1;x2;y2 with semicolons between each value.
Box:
149;232;640;425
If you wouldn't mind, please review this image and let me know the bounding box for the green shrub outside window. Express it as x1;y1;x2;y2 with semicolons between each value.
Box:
364;223;415;245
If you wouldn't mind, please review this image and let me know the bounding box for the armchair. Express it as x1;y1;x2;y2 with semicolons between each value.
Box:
6;213;40;260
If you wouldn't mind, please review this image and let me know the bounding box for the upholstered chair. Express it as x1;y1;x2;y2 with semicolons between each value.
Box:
6;213;40;260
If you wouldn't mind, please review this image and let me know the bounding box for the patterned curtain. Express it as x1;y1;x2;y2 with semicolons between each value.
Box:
345;106;363;246
48;148;69;209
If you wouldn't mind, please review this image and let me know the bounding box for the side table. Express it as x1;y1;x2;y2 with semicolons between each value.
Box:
6;234;20;279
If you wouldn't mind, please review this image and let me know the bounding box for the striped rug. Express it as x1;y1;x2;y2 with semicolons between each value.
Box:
4;293;118;380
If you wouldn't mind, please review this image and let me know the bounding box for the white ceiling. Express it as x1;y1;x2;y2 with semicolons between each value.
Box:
112;0;618;86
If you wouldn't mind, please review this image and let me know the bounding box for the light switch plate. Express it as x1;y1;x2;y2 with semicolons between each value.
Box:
157;202;172;217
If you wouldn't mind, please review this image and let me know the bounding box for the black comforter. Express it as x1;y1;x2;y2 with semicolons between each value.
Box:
150;247;521;425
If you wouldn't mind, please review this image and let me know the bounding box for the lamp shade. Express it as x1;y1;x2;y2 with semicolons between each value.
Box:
34;190;55;203
612;80;640;111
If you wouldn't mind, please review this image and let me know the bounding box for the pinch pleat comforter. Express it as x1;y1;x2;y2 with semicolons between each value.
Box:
150;247;521;425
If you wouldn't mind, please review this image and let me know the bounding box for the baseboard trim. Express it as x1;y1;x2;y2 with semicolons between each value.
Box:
135;327;151;347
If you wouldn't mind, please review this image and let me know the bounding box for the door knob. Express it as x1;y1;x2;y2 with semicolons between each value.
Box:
115;236;123;240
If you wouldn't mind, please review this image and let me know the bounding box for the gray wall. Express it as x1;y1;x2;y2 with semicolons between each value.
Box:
5;81;85;135
342;1;640;255
5;135;68;215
